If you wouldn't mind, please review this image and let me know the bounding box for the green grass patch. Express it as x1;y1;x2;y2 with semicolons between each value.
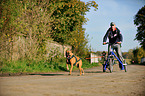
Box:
0;58;99;74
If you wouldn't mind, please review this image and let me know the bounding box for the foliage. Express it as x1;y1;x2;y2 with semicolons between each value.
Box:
136;47;145;63
132;47;145;63
0;0;98;73
48;0;98;56
134;5;145;50
122;49;134;59
0;0;98;62
0;0;52;61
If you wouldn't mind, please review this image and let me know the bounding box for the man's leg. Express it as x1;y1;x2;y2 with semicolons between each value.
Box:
108;45;111;56
115;44;124;69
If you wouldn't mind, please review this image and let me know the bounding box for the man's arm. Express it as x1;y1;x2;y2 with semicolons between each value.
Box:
117;28;123;42
103;29;109;44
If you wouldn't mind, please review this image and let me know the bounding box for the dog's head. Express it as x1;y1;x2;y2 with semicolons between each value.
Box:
67;51;73;57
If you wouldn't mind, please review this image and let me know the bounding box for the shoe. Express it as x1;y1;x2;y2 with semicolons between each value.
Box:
120;67;124;70
119;66;124;70
119;64;124;70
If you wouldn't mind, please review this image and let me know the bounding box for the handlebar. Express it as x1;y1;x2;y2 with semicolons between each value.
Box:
103;42;121;45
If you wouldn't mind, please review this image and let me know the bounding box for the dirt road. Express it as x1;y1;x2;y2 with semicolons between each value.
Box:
0;64;145;96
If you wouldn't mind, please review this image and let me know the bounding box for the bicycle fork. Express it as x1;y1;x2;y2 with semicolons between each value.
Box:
111;52;124;70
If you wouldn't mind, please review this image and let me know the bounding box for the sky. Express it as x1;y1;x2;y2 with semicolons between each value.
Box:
81;0;145;52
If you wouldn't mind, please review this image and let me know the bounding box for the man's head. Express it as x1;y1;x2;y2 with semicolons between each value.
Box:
67;51;73;56
110;22;115;26
110;22;116;30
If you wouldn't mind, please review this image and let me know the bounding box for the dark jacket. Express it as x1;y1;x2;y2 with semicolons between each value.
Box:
103;27;123;44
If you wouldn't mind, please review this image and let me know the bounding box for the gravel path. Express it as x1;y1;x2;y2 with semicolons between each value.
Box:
0;64;145;96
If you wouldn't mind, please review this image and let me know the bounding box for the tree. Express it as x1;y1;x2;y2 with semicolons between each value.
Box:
128;49;134;59
48;0;98;56
133;47;139;63
0;0;98;62
132;47;145;64
137;47;145;63
134;5;145;50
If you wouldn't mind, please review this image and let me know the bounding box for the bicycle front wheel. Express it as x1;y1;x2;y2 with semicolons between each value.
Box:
109;59;113;73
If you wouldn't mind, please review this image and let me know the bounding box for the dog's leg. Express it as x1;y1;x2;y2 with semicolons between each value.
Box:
79;61;84;76
69;64;73;75
66;64;69;71
78;63;82;76
79;67;82;76
81;68;84;75
79;67;84;75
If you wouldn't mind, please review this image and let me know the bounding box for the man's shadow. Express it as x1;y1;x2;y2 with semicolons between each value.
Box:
85;71;103;73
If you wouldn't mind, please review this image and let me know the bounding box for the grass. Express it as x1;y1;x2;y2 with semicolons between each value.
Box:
0;58;99;74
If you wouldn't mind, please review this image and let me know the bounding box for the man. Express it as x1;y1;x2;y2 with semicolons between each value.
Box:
103;22;124;69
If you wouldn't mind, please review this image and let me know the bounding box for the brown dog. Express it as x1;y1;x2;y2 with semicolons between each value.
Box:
66;51;84;76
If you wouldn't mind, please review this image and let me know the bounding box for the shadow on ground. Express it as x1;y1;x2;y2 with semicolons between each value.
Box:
30;73;64;76
85;71;103;73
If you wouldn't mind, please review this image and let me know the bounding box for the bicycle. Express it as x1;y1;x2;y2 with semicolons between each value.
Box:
102;42;127;73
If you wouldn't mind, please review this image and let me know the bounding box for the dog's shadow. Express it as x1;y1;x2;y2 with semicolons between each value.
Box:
30;73;64;76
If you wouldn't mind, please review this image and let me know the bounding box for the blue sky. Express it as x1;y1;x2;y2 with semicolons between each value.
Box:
81;0;145;52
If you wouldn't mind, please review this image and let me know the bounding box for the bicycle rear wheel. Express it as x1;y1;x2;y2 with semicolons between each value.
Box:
109;59;113;73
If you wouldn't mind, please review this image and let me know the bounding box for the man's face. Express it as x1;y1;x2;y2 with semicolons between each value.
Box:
111;25;116;30
111;25;115;28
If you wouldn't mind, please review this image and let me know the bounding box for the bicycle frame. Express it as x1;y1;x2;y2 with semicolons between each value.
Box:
104;47;124;71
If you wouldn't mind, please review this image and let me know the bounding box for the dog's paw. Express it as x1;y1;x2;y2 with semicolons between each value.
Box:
79;73;84;76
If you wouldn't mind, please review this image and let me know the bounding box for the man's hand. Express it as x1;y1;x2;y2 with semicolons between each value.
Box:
103;42;106;45
117;42;122;44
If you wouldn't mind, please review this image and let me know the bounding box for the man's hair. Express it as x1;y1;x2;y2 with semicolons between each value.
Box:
110;22;115;26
